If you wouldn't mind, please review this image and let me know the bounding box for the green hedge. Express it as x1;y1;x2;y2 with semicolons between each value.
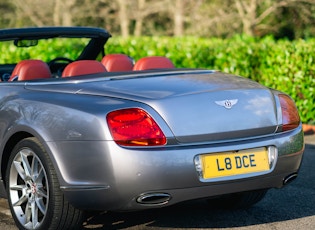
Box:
106;36;315;124
0;39;88;63
0;36;314;124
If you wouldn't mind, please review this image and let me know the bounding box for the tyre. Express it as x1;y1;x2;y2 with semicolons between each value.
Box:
6;137;84;230
207;189;268;210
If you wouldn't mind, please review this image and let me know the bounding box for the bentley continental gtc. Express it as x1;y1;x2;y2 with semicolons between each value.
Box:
0;27;304;230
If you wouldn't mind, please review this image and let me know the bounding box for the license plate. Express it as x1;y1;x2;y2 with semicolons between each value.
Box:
201;147;269;179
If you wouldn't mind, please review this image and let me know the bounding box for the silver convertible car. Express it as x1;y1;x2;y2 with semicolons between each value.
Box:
0;27;304;230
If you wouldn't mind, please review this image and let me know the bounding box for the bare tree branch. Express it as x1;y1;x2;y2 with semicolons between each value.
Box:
11;0;47;26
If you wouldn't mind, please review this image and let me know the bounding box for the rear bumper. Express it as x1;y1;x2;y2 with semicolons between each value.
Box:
47;127;304;211
61;171;299;211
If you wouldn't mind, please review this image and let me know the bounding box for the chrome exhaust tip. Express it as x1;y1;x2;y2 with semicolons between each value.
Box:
137;193;171;206
283;173;298;185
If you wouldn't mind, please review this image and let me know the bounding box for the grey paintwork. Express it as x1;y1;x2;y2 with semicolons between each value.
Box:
0;69;304;211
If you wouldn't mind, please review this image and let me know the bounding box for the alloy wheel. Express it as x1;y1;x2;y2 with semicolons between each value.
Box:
8;147;49;229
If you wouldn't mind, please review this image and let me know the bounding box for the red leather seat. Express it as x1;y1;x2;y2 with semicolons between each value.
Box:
133;56;175;71
101;54;134;72
9;60;51;81
62;60;107;77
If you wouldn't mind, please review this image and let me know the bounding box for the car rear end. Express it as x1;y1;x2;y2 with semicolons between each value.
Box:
27;70;304;211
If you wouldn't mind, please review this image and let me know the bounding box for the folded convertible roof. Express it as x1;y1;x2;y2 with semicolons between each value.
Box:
0;27;111;41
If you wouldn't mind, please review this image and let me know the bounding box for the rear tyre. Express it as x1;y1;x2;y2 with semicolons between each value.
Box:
207;189;268;209
6;137;84;230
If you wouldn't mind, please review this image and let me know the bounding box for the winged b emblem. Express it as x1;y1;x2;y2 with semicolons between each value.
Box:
215;99;238;109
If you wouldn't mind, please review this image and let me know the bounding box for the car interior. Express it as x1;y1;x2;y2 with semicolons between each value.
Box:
2;55;175;81
0;27;176;81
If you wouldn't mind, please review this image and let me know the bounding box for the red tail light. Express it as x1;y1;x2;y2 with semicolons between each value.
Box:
279;94;300;131
106;108;167;146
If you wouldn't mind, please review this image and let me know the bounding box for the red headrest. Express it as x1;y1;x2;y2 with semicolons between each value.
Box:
9;60;51;81
62;60;107;77
101;54;134;72
133;56;175;71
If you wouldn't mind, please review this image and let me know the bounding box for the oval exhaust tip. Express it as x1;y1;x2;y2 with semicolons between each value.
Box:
283;173;298;185
137;193;171;206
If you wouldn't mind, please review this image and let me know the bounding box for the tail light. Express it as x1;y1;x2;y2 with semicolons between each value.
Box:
106;108;167;146
279;94;300;131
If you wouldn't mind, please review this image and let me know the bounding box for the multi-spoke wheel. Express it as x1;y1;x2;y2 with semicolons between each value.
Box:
6;137;84;230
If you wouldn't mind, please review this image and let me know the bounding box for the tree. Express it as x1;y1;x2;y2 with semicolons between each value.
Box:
134;0;145;36
131;0;172;36
173;0;184;36
0;0;15;28
232;0;315;37
10;0;76;27
2;0;315;39
115;0;130;37
53;0;76;26
11;0;51;26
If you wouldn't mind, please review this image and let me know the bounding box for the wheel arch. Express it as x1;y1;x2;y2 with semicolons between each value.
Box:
1;131;33;190
4;134;85;228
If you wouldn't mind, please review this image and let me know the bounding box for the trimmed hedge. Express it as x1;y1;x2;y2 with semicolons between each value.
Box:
106;36;315;124
0;36;314;124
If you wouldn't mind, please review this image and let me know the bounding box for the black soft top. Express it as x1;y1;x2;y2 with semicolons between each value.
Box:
0;27;111;40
